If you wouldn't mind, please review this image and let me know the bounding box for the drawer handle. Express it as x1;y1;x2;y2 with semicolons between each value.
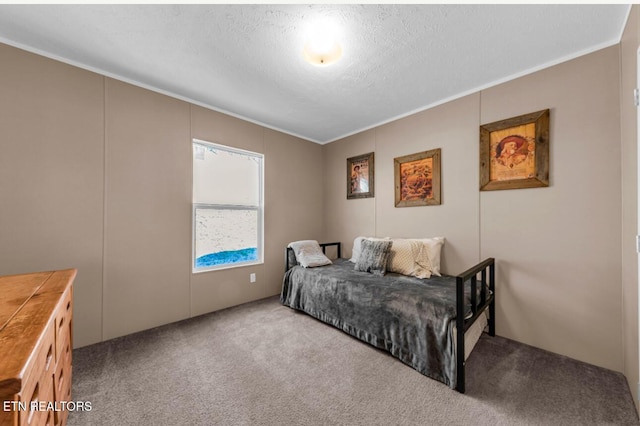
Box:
58;368;64;392
59;316;64;330
27;382;39;424
46;344;53;370
66;300;71;312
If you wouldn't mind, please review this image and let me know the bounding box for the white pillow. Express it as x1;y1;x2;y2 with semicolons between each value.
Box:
288;240;332;268
349;236;390;263
414;237;445;276
349;236;366;263
387;238;432;279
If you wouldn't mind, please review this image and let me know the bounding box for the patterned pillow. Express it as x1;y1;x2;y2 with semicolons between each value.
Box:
387;238;432;279
413;243;432;278
355;239;393;276
413;237;445;276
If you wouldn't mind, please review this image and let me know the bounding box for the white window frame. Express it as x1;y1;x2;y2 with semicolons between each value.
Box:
192;139;264;273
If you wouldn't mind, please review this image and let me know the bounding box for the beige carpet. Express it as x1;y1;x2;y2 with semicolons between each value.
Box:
67;296;639;425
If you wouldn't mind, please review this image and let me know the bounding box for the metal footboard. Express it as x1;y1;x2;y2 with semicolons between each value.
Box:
455;257;496;393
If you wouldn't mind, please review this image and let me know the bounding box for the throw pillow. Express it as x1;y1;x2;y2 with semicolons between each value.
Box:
355;239;393;276
349;236;390;263
414;237;445;276
387;238;432;279
288;240;332;268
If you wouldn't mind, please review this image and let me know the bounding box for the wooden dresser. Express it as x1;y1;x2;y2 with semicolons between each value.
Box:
0;269;75;426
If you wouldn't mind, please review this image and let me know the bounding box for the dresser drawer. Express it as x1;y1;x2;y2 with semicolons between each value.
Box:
53;339;72;425
20;321;56;401
19;379;53;426
18;318;55;426
44;409;54;426
18;369;54;426
54;289;72;364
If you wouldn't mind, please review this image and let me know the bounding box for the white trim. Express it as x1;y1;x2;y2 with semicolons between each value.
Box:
193;138;264;159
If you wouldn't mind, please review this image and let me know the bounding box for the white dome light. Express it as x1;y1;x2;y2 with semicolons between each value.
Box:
303;22;343;66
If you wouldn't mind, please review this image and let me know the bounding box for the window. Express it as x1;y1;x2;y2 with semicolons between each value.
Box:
192;140;264;272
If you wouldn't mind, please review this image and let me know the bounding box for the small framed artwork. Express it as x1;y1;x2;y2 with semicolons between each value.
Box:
347;152;375;199
394;148;441;207
479;109;550;191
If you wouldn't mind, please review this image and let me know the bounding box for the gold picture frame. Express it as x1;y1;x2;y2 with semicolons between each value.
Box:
480;109;550;191
347;152;375;199
394;148;441;207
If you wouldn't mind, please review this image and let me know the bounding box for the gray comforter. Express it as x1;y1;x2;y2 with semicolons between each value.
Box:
280;258;478;388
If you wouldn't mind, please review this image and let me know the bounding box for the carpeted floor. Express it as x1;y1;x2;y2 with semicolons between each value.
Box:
67;296;639;425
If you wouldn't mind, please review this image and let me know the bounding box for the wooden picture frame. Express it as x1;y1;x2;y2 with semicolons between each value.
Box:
394;148;441;207
347;152;375;199
480;109;550;191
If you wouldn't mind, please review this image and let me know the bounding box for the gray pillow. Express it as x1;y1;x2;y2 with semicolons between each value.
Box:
355;239;393;276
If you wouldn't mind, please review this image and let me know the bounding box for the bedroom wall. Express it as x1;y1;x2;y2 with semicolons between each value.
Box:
322;95;481;276
102;79;192;339
0;42;324;347
323;45;625;373
481;46;621;371
0;43;105;347
620;4;640;408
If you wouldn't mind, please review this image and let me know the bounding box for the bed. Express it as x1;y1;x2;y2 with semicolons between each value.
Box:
280;240;495;393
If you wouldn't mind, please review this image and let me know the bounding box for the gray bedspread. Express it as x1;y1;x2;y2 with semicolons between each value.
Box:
280;258;479;388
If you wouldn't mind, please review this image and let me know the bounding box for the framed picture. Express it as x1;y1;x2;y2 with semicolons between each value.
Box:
394;148;441;207
480;109;550;191
347;152;375;199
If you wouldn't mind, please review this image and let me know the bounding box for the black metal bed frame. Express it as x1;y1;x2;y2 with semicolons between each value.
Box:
284;241;495;393
455;257;495;392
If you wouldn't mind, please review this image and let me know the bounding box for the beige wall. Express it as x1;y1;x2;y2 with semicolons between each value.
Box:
323;129;377;249
324;46;626;373
0;42;324;347
103;79;192;339
324;95;482;276
481;47;622;371
376;94;481;275
621;5;640;408
0;43;105;346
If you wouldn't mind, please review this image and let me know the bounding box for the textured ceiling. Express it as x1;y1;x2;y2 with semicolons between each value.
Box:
0;4;630;144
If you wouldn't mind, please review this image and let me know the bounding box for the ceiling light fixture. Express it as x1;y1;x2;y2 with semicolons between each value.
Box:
303;22;343;66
